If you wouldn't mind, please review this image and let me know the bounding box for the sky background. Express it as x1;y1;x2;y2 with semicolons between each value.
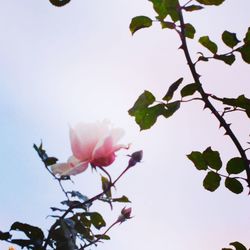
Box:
0;0;250;249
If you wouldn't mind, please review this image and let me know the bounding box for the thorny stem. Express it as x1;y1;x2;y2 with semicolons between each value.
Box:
177;4;250;187
42;164;132;249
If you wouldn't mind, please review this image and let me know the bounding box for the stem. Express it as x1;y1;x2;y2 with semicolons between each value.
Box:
42;164;132;249
80;221;118;249
177;5;250;187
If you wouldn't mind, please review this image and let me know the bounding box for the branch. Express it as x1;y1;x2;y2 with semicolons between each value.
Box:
177;5;250;187
42;164;132;249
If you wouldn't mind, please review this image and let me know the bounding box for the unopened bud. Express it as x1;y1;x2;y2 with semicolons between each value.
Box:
117;207;132;223
128;150;143;167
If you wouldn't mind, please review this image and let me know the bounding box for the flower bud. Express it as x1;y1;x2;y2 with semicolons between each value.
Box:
128;150;143;167
117;207;132;223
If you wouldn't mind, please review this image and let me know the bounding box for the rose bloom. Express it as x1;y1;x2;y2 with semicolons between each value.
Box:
51;121;128;176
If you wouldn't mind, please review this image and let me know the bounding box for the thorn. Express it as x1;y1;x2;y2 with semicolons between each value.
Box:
203;104;209;110
178;44;184;50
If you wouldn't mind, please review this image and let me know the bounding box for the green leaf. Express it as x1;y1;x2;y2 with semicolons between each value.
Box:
184;23;196;39
44;157;58;166
229;241;247;250
129;16;153;35
163;101;180;118
222;95;250;117
149;0;179;22
214;54;235;65
202;147;222;171
161;21;176;29
88;212;106;230
195;0;225;5
199;36;218;54
101;176;111;198
222;31;240;48
49;0;71;7
203;171;221;192
181;83;199;97
11;222;44;242
226;157;246;175
0;231;11;240
225;178;243;194
187;151;207;170
128;91;155;116
95;234;110;240
112;195;131;203
183;4;204;11
237;43;250;64
163;77;183;101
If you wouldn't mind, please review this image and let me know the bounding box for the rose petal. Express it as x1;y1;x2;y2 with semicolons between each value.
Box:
70;121;109;161
51;157;89;176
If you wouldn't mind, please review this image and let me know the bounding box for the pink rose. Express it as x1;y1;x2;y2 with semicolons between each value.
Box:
51;121;128;176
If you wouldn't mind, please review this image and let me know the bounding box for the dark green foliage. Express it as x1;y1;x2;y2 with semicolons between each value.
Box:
129;91;180;130
222;95;250;118
84;212;106;230
181;83;199;97
112;195;131;203
195;0;225;5
187;151;207;170
34;143;58;167
49;0;71;7
161;21;176;29
187;147;222;171
222;31;240;48
203;171;221;191
44;157;58;166
226;157;245;175
95;234;110;240
0;231;11;240
237;27;250;64
101;176;112;198
163;77;183;101
11;222;44;242
149;0;179;22
129;16;153;35
183;5;204;12
225;178;243;194
163;101;180;118
184;23;196;39
229;241;247;250
129;91;155;113
237;43;250;64
214;54;235;65
202;147;222;171
10;222;44;248
199;36;218;54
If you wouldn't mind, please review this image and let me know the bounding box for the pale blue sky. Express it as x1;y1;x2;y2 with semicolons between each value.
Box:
1;1;250;249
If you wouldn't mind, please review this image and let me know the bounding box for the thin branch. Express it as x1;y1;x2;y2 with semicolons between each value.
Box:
42;164;132;249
